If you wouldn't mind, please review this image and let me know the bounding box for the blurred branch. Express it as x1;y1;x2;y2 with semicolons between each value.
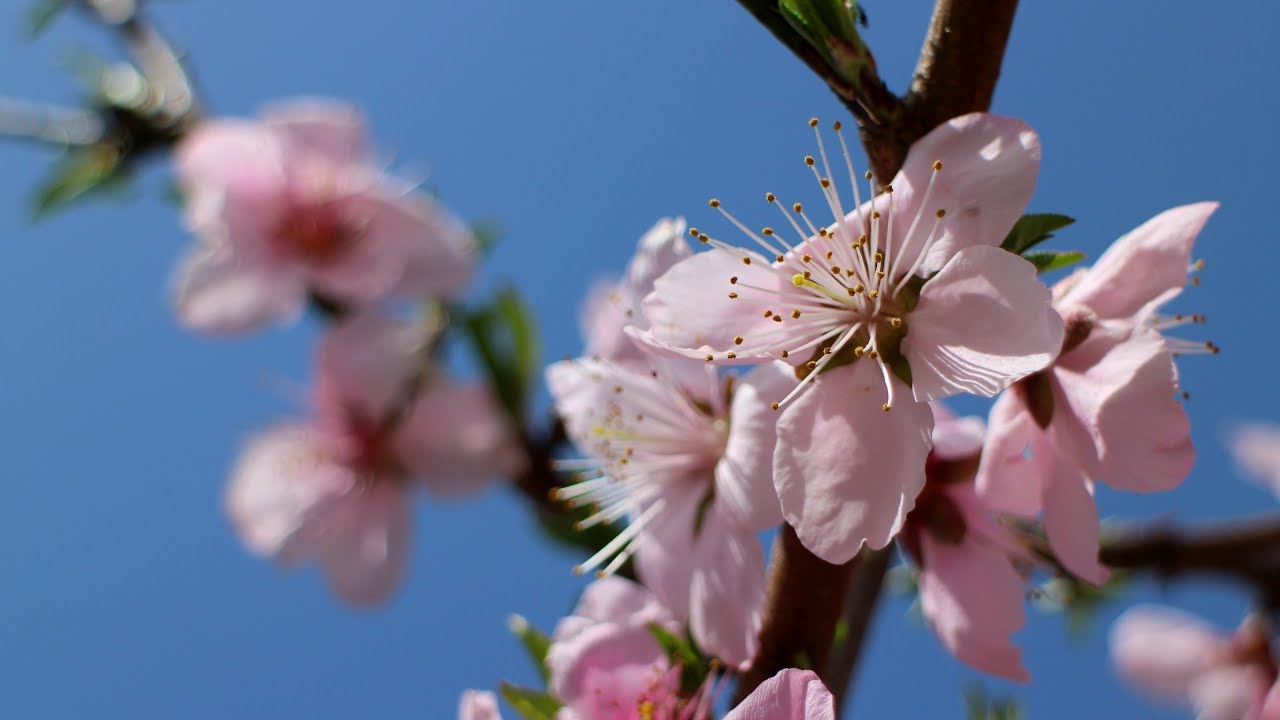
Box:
1100;514;1280;607
823;546;892;703
735;0;1021;709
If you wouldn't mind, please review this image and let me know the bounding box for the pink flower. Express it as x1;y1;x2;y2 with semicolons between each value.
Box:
900;408;1030;682
546;355;790;667
226;314;523;605
173;99;475;333
1229;421;1280;497
546;578;834;720
634;113;1061;562
1111;605;1280;720
546;576;693;720
977;203;1218;584
459;690;503;720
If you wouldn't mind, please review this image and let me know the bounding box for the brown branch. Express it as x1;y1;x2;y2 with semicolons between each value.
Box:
823;546;892;703
1101;514;1280;605
736;526;856;698
734;0;1022;707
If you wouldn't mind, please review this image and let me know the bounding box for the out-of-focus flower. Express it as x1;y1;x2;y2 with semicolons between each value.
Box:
636;112;1059;563
172;99;475;333
1229;422;1280;497
723;669;836;720
226;314;523;605
978;203;1217;584
1111;605;1280;720
458;690;503;720
900;407;1030;682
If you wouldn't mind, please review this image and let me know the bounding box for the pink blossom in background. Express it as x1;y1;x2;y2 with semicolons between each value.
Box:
1111;605;1280;720
723;669;836;720
977;202;1217;584
172;99;476;333
900;407;1030;682
634;113;1061;563
459;690;504;720
226;314;523;605
1229;421;1280;497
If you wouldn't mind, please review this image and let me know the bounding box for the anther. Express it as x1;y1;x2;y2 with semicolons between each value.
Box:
726;351;737;359
742;256;752;265
806;361;817;369
791;310;802;319
764;310;773;318
698;233;710;244
882;403;892;412
780;349;789;358
771;402;780;410
734;336;744;345
821;178;831;188
853;283;864;293
833;121;842;130
868;290;879;299
884;184;894;193
728;292;738;299
762;227;774;235
688;228;699;237
872;211;881;220
809;117;819;127
803;270;812;280
868;349;879;359
766;192;776;203
823;347;832;355
776;254;785;262
709;198;720;208
793;203;803;213
730;276;739;284
936;209;946;219
805;156;815;166
705;354;714;362
873;251;884;264
854;346;865;357
890;317;903;328
802;254;812;263
865;171;873;180
932;160;943;171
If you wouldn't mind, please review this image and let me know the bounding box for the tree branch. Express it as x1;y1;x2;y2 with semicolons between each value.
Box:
823;546;892;703
734;0;1022;708
1101;514;1280;605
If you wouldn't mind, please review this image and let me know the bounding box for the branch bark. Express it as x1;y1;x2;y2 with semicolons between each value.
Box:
734;0;1022;708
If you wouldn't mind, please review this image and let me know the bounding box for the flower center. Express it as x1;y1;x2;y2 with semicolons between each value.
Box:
275;202;357;265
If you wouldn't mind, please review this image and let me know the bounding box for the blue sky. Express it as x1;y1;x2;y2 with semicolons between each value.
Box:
0;2;1277;718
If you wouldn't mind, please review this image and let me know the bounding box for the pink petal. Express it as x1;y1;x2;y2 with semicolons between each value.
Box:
1190;666;1271;720
316;480;411;606
905;245;1062;401
262;98;368;166
372;185;476;300
1228;422;1280;498
892;113;1040;274
458;690;503;720
1038;442;1109;585
315;314;422;424
568;575;678;630
624;217;692;304
724;669;836;720
1090;332;1193;492
774;360;933;563
579;277;635;362
175;119;286;227
172;244;305;333
1111;605;1228;700
1258;681;1280;720
716;362;792;530
638;248;806;363
394;382;523;496
225;424;410;606
688;507;767;669
634;480;704;624
918;523;1030;682
974;392;1043;516
1059;202;1218;320
550;622;672;714
930;407;986;460
225;424;355;558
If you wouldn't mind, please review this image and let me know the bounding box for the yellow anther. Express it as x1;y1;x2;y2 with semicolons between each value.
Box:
882;403;892;412
770;402;780;410
726;351;737;359
808;117;819;127
780;349;790;358
762;227;775;235
868;290;878;299
791;310;802;319
872;211;881;220
793;203;804;213
728;292;739;299
890;317;903;328
873;251;884;264
833;121;842;131
864;170;873;180
854;346;865;357
932;160;943;171
688;227;699;237
709;198;720;208
705;354;714;362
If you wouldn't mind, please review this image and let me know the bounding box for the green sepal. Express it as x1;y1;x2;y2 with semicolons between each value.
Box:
1000;213;1075;255
508;615;553;684
460;285;540;423
33;143;132;219
647;623;710;694
498;683;561;720
1023;250;1086;274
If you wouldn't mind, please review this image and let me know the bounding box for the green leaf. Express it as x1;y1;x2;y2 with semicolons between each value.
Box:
1023;250;1086;274
1000;213;1075;255
459;286;540;423
27;0;71;37
647;623;710;694
964;685;1024;720
508;615;553;684
498;683;561;720
33;143;130;219
472;220;502;256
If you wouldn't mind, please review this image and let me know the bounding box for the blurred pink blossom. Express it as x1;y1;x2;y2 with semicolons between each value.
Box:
1111;605;1280;720
1229;422;1280;497
977;202;1217;584
172;99;475;333
226;314;523;605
